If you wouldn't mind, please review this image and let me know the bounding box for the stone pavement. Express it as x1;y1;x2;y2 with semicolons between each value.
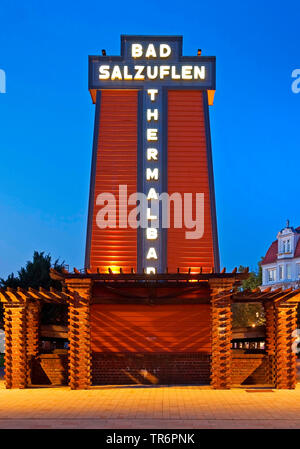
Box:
1;381;300;429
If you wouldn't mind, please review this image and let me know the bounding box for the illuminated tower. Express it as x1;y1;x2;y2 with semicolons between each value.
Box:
85;36;219;274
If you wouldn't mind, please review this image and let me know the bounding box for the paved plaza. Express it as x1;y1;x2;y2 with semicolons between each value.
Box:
1;381;300;429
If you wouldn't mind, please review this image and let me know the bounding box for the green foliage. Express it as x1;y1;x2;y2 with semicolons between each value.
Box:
232;303;264;328
232;259;265;328
0;252;67;326
0;251;64;290
238;259;263;291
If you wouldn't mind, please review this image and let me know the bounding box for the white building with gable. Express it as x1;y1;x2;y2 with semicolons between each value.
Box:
261;221;300;289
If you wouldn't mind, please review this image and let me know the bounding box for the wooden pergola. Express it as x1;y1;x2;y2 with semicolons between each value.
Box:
0;267;299;390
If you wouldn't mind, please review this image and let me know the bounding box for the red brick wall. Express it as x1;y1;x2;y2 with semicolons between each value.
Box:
232;353;272;385
92;353;211;385
31;354;68;386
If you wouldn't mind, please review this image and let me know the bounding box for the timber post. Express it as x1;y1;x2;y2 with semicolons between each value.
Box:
264;300;276;385
3;299;28;389
209;282;233;389
64;278;93;390
26;301;41;385
274;301;298;389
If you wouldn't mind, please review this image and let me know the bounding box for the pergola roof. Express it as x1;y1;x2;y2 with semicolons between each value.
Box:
0;286;80;305
232;287;300;304
1;279;299;306
50;266;250;286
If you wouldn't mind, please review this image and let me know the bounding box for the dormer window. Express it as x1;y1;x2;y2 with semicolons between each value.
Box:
280;239;292;254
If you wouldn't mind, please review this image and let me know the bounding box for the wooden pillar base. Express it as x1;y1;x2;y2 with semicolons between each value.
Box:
4;304;27;389
275;302;297;389
210;288;232;389
26;301;40;385
65;279;92;390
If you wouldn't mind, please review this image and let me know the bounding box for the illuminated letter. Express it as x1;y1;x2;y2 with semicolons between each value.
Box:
146;267;156;274
146;247;158;260
145;43;157;58
146;168;159;180
194;65;206;80
147;129;158;141
160;44;171;58
134;65;145;80
99;65;110;80
146;228;158;240
147;66;158;80
147;109;159;122
132;44;143;58
182;66;193;80
147;148;158;161
111;65;122;80
147;89;158;101
160;65;170;79
147;208;157;220
123;66;133;80
147;188;159;200
171;65;180;79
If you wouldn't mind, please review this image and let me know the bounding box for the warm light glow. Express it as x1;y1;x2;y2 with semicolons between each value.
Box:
131;43;143;58
146;247;158;260
146;168;159;180
147;109;159;122
147;148;158;161
146;228;158;240
147;89;158;101
147;129;158;141
147;188;159;200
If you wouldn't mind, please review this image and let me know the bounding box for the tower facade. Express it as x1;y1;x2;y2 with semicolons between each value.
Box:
85;36;219;274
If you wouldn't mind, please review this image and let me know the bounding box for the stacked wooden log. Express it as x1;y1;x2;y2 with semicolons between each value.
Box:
3;304;27;388
26;302;40;385
211;290;232;389
264;301;276;385
275;303;297;389
65;279;92;390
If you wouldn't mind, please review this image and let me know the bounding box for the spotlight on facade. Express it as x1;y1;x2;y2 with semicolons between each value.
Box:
102;49;106;56
197;49;202;56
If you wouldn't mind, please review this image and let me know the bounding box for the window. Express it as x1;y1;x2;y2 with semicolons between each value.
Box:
296;264;300;278
268;268;276;282
282;240;286;253
286;264;292;280
279;265;284;280
287;239;291;253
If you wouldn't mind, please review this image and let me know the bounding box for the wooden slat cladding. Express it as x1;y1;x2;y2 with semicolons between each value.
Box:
91;304;211;353
167;90;214;273
89;91;138;272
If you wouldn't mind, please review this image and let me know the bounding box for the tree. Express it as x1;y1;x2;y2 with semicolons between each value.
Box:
0;251;64;290
0;252;67;326
232;259;265;328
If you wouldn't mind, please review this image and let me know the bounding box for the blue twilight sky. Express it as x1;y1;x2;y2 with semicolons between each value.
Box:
0;0;299;277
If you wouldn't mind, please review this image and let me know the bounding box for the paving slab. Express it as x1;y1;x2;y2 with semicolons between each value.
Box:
0;381;300;429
